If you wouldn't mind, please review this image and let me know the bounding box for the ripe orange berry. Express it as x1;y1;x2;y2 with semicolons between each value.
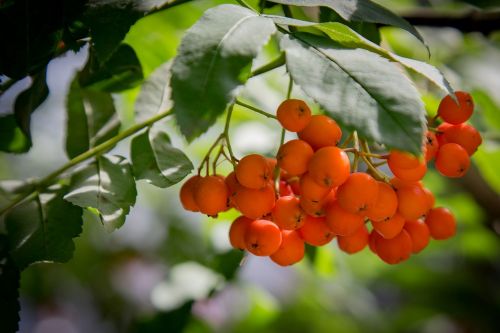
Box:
435;143;470;178
441;123;482;155
277;139;314;176
234;184;275;219
245;219;282;256
272;196;306;230
308;146;350;188
225;171;241;207
424;131;439;161
300;172;331;202
422;187;435;211
375;229;413;264
336;172;379;215
299;189;336;217
194;175;229;216
436;122;452;146
389;177;419;190
298;215;335;246
425;207;456;240
325;202;365;236
270;230;305;266
298;115;342;149
337;225;369;254
368;230;383;254
371;213;405;239
179;175;201;212
235;154;271;189
389;159;427;182
276;99;312;132
404;220;430;253
287;176;301;196
279;180;293;197
397;183;429;221
388;150;421;169
365;182;398;222
437;91;474;125
229;216;253;250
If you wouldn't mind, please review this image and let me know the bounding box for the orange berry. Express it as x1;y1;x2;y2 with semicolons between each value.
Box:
388;150;421;169
325;202;365;236
300;172;331;202
435;143;470;178
375;229;413;264
225;171;241;207
425;207;456;240
287;176;301;196
277;139;314;176
436;122;452;146
336;172;378;215
424;131;439;161
397;183;429;221
193;175;229;216
270;230;305;266
441;123;482;156
390;177;419;190
298;215;335;246
368;230;382;254
389;159;427;182
337;225;369;254
279;180;293;197
298;115;342;149
404;220;430;253
365;182;398;222
299;189;336;217
179;175;201;212
422;187;435;210
276;99;312;132
235;154;271;189
245;219;282;256
308;146;350;188
234;184;275;219
437;91;474;125
372;213;405;239
272;196;306;230
229;216;253;250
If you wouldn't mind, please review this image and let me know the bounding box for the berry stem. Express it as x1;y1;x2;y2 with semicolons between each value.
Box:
0;109;174;216
234;99;277;119
352;131;360;172
198;134;224;175
223;104;238;166
249;53;286;78
273;128;286;198
286;75;293;99
340;133;354;148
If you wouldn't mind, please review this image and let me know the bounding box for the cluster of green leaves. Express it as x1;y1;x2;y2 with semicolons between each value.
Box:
0;0;458;332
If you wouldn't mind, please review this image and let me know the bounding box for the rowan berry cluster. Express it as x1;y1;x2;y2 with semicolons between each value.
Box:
179;92;481;266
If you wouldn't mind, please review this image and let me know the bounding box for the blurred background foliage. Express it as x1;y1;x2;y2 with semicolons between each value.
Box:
1;0;500;332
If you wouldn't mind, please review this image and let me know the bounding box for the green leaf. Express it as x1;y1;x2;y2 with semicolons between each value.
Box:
281;34;425;153
5;186;83;269
64;155;137;232
0;115;31;153
79;43;144;92
268;17;453;95
0;235;20;333
135;61;172;123
267;0;426;47
131;126;193;188
83;1;144;62
171;4;276;140
65;76;120;159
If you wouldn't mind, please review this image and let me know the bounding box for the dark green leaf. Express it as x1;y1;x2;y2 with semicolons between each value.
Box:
64;155;137;232
0;115;31;153
131;126;193;188
268;17;453;95
0;235;21;333
65;76;120;159
79;43;144;92
171;4;276;140
83;1;144;62
5;186;83;269
281;34;426;153
135;61;172;123
267;0;426;47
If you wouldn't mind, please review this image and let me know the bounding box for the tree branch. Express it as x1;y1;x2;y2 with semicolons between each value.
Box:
401;9;500;35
